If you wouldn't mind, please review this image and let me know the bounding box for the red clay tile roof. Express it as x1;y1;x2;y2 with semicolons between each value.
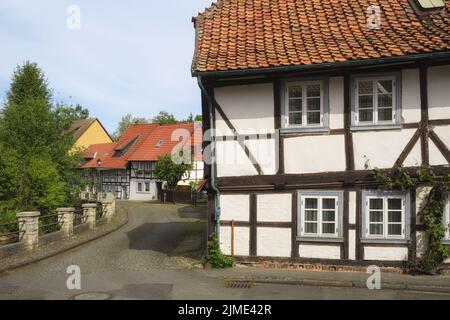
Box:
82;143;117;169
128;122;203;161
192;0;450;74
82;123;203;169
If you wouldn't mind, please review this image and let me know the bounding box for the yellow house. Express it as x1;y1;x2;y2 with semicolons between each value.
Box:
70;119;113;153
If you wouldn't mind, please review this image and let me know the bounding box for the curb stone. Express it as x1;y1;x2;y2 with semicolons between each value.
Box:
0;210;129;274
223;276;450;294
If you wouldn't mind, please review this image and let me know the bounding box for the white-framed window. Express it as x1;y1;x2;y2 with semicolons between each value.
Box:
353;75;400;127
362;191;410;242
298;191;343;239
285;80;324;128
137;181;151;194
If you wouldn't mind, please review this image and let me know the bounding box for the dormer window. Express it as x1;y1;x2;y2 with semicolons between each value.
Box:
410;0;446;14
155;140;165;148
415;0;445;10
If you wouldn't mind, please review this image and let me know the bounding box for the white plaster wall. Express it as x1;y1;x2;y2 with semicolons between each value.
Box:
402;68;421;124
284;135;346;174
216;140;258;177
214;83;275;135
348;230;356;260
428;65;450;121
299;244;341;259
403;141;422;167
220;194;250;221
329;77;344;130
257;227;291;257
364;247;408;261
245;137;277;175
416;231;429;258
349;191;356;225
220;226;250;256
353;129;417;170
257;194;292;222
429;138;448;166
129;180;157;201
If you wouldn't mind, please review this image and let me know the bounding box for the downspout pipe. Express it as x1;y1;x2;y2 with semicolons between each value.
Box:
197;77;221;239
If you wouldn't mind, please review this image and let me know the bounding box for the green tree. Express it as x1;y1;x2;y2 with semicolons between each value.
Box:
0;62;82;219
194;115;203;122
185;113;194;123
154;154;193;191
152;111;177;125
56;103;90;122
113;113;148;140
6;61;52;106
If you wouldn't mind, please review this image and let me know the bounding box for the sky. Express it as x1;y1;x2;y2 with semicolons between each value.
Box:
0;0;214;133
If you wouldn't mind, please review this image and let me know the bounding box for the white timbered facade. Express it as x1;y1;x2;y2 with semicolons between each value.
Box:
192;0;450;267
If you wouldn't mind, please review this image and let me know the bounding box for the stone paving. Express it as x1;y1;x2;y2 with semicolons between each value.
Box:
1;201;450;300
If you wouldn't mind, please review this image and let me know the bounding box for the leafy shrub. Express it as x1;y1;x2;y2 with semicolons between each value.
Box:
207;233;235;269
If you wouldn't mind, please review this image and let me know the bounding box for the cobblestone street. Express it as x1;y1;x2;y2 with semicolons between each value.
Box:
1;201;450;300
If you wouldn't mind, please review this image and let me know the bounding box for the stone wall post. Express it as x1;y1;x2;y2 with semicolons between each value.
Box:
82;203;97;229
57;207;75;237
16;212;40;249
101;200;115;223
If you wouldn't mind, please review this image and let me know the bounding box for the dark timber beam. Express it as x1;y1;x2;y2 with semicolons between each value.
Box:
344;74;355;172
408;188;417;265
274;80;285;175
249;194;257;256
211;94;263;175
429;129;450;164
291;192;299;258
419;64;430;167
394;129;421;168
216;166;450;191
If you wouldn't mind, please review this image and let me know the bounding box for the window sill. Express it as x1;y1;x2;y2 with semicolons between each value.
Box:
350;124;402;132
297;237;344;243
361;238;409;245
280;127;330;135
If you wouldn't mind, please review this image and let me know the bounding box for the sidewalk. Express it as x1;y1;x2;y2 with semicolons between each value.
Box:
206;265;450;293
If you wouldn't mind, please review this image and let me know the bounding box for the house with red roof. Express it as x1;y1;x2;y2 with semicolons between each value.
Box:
82;122;203;200
192;0;450;266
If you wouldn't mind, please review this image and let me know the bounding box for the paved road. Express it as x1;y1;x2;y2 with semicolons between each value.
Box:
1;201;450;300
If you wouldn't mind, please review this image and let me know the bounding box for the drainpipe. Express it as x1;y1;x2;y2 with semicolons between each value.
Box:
197;77;221;239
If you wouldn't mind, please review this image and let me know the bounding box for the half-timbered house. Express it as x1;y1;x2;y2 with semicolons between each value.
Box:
82;122;203;200
192;0;450;266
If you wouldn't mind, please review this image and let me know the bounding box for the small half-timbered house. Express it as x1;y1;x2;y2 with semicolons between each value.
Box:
82;122;203;200
192;0;450;266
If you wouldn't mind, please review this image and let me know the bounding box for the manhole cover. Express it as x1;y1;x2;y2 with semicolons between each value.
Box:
70;292;113;300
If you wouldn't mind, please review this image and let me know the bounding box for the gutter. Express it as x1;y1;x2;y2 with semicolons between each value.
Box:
197;77;221;238
192;51;450;79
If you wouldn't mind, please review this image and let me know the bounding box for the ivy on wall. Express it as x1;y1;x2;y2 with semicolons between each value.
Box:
370;167;450;274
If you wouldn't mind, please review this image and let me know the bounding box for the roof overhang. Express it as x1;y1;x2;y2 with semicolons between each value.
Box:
193;51;450;80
